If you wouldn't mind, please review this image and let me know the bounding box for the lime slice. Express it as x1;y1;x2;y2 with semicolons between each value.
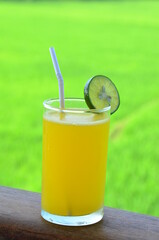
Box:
84;75;120;114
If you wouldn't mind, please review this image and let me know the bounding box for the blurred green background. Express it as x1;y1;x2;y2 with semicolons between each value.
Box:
0;1;159;217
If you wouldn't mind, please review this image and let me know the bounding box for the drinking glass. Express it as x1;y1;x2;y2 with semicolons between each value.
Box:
41;98;110;226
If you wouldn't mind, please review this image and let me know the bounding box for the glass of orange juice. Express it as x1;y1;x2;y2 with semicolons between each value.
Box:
41;98;111;226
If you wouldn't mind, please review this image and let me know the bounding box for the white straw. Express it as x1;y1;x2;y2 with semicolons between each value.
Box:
49;47;65;108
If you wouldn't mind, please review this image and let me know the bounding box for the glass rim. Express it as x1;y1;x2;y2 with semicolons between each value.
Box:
43;98;111;114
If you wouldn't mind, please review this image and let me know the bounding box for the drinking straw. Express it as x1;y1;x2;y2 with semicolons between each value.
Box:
49;47;65;108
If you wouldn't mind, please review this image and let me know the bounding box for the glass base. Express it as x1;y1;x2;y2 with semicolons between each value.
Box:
41;208;104;226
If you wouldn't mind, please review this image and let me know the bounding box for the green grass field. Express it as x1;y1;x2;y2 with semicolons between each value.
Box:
0;1;159;217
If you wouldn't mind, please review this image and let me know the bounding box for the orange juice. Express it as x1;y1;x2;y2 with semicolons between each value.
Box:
41;110;110;217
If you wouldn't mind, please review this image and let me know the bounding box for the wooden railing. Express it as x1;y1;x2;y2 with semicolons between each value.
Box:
0;186;159;240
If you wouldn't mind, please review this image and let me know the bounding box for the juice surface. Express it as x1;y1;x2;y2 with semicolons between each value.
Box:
42;111;110;216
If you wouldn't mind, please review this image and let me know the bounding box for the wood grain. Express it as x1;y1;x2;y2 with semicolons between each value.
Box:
0;186;159;240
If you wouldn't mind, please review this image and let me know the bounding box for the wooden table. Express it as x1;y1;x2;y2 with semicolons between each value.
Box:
0;186;159;240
